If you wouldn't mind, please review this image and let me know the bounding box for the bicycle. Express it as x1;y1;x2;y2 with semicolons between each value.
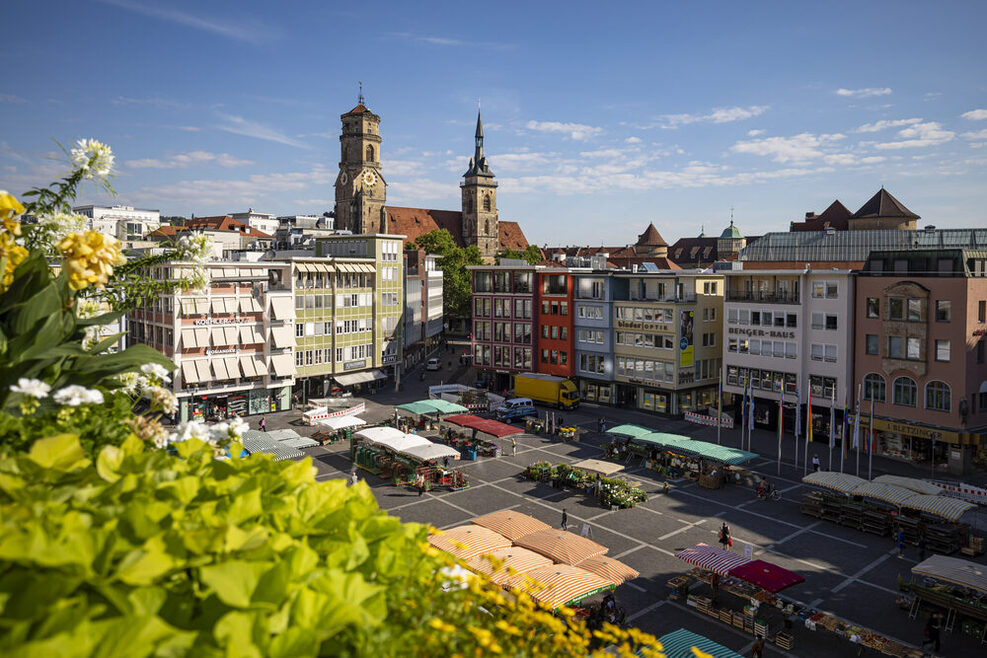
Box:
755;485;781;502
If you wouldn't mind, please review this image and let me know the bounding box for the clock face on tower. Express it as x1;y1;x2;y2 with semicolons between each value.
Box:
362;170;377;187
340;172;348;185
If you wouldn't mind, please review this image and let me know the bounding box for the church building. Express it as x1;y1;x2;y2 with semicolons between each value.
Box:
332;96;529;259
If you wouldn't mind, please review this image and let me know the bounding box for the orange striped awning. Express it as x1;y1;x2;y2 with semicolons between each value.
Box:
506;564;613;608
575;555;640;586
465;547;553;585
471;510;552;542
514;528;608;565
428;525;512;561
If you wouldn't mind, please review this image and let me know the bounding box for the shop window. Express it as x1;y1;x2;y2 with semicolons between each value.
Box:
863;374;886;402
925;381;951;412
892;377;917;407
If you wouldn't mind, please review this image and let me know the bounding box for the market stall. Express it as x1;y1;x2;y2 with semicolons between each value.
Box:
395;399;469;431
656;629;743;658
465;547;553;586
571;458;625;478
906;555;987;642
521;461;648;508
505;564;614;609
427;525;512;561
514;528;608;565
873;475;943;495
310;414;365;445
351;427;468;489
471;510;551;542
675;543;750;577
440;413;523;459
574;555;640;586
728;560;805;594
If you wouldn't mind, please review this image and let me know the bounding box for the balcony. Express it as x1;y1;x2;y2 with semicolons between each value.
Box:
627;293;696;303
725;291;799;304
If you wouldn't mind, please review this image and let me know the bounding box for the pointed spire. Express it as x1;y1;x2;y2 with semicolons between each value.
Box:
358;81;364;106
474;102;484;162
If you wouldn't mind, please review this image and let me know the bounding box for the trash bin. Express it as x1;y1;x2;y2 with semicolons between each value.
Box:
465;446;478;461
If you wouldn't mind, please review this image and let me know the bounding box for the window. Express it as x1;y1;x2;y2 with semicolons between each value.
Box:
935;339;950;362
560;351;567;365
907;299;921;322
863;373;886;402
811;281;836;298
810;343;823;361
295;323;304;337
366;145;375;161
483;194;491;211
866;297;879;318
826;315;838;330
980;300;986;322
787;314;797;328
926;381;951;412
541;349;549;363
907;337;920;360
889;298;903;320
935;300;951;322
824;345;837;362
865;334;879;355
560;302;568;316
893;377;917;407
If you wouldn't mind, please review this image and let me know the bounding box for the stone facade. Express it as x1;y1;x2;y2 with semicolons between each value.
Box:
334;103;386;235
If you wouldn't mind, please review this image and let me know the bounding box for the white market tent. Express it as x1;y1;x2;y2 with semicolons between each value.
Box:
571;459;624;477
401;443;461;462
373;433;432;453
355;426;407;444
913;555;987;594
316;416;367;431
872;475;943;496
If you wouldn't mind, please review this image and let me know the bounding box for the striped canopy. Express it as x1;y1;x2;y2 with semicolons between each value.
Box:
656;628;744;658
316;415;366;430
465;547;553;585
372;433;432;453
427;525;513;561
674;543;749;577
851;482;916;507
429;399;470;414
677;442;758;465
514;528;609;565
506;564;613;608
873;475;943;496
902;494;976;522
802;471;867;493
575;555;640;586
395;401;438;415
913;555;987;595
471;510;552;542
606;424;654;438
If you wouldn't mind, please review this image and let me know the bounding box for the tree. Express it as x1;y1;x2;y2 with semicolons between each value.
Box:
413;229;483;320
496;245;543;265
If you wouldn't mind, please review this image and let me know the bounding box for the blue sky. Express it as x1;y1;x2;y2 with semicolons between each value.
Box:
2;0;986;246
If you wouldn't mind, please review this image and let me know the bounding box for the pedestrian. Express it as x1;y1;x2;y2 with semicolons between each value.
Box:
896;527;906;558
259;416;266;432
718;522;732;551
811;454;821;472
918;532;927;562
710;572;720;602
561;508;568;531
443;456;450;469
511;437;517;456
751;637;765;658
349;472;359;486
601;418;606;432
418;474;426;497
926;612;941;653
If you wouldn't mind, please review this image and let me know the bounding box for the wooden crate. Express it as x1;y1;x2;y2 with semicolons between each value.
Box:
775;633;793;650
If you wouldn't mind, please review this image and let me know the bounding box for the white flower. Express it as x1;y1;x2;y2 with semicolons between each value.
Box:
144;385;178;415
11;378;51;399
141;363;172;384
228;418;249;439
34;211;88;244
70;139;114;180
176;233;212;264
116;372;148;395
170;420;211;444
53;385;104;406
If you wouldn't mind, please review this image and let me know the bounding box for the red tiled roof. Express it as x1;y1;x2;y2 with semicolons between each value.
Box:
790;200;852;232
385;206;529;251
636;222;668;246
186;215;273;239
345;104;371;115
147;225;189;238
498;221;529;250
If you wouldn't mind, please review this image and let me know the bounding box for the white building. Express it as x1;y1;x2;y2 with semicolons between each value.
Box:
230;209;279;236
73;204;160;242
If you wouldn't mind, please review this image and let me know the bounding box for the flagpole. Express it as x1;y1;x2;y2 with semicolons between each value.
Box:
717;366;723;445
794;384;800;474
840;392;847;473
777;389;783;475
748;387;754;452
868;398;875;480
855;403;861;478
829;386;835;472
804;380;812;476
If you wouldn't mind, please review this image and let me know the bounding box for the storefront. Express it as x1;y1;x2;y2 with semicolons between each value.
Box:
614;382;718;417
579;379;614;404
179;386;291;422
864;417;968;474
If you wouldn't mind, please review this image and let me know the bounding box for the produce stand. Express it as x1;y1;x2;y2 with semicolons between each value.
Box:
604;428;757;484
902;555;987;642
349;427;468;490
521;461;647;509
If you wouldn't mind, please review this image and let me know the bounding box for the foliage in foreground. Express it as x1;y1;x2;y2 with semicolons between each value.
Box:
0;435;669;657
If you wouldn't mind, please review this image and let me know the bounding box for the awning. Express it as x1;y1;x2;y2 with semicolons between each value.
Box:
270;326;294;349
912;555;987;595
428;399;469;414
427;525;513;561
211;358;230;380
270;354;294;378
355;426;407;444
802;471;867;494
657;629;744;658
465;547;553;586
395;401;438;415
663;438;758;465
443;414;525;438
223;326;239;345
252;358;269;376
571;459;624;477
574;555;640;586
506;564;613;608
239;355;257;378
182;298;208;315
902;494;976;522
334;370;386;387
872;475;943;496
632;432;694;450
211;297;234;313
471;510;551;542
181;328;199;349
194;327;210;349
675;543;749;577
395;399;469;416
239;296;262;313
239;325;263;344
211;326;228;346
316;415;366;430
370;433;431;453
851;482;916;507
400;443;460;462
728;560;805;593
194;360;211;383
514;528;608;565
295;262;313;273
224;357;240;380
270;297;293;320
181;361;199;384
606;424;654;438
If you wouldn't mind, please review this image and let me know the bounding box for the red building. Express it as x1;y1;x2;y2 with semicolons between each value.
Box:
535;269;575;378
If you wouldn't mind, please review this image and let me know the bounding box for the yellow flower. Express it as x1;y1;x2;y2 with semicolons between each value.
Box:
56;230;126;291
0;231;28;292
428;618;456;634
0;191;24;236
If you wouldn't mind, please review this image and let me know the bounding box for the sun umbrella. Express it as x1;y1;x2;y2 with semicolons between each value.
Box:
514;528;608;565
727;560;804;593
674;543;749;577
574;555;640;586
471;510;552;542
506;564;613;608
465;547;553;585
428;525;513;561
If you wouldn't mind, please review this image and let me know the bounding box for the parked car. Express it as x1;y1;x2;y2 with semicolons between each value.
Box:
426;358;440;371
494;397;538;421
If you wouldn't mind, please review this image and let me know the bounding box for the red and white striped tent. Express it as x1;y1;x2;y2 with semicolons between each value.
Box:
514;528;609;566
471;510;551;542
427;525;513;561
506;564;614;608
465;547;553;586
575;555;640;586
674;542;749;576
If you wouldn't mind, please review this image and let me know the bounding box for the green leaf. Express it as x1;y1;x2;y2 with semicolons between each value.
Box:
115;536;177;586
267;627;318;658
213;611;263;658
96;445;124;483
200;561;268;609
28;434;88;471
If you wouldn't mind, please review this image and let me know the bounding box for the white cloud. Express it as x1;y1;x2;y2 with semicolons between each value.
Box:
97;0;272;42
381;159;425;176
659;105;768;129
854;118;922;133
822;153;886;166
624;136;641;144
578;149;625;159
730;132;846;163
0;93;27;103
129;166;332;208
178;126;201;132
874;121;955;149
962;109;987;121
125;150;253;169
487;152;556;172
387;178;460;204
291;199;332;208
113;95;185;109
525;120;603;141
386;32;513;50
746;129;765;137
835;87;892;98
961;129;987;140
216;113;311;149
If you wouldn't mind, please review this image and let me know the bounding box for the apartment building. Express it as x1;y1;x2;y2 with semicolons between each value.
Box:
74;204;160;242
573;271;617;404
854;249;987;474
722;268;854;439
129;261;295;422
470;261;537;391
611;270;723;415
403;249;444;369
537;268;576;379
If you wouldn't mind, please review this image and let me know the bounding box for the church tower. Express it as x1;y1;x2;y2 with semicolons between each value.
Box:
461;109;499;258
334;88;386;234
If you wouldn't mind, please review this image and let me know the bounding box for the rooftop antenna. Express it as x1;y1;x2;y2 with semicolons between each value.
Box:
358;81;364;105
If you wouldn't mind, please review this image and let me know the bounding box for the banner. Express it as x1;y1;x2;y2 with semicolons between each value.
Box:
679;310;694;367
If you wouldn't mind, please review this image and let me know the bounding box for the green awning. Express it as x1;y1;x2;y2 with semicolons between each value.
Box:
606;424;654;438
632;433;694;449
677;442;758;465
655;628;743;658
395;401;439;415
428;399;469;414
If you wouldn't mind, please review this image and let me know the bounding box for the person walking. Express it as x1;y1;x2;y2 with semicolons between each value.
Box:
259;416;266;432
417;474;426;497
926;612;942;653
718;522;732;551
561;508;569;531
751;637;765;658
896;527;906;558
511;437;517;456
811;454;821;472
349;471;359;486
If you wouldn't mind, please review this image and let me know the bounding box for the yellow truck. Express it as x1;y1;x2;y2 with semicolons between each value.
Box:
513;373;580;410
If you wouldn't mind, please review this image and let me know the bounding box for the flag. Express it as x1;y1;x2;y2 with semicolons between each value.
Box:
869;398;876;455
748;386;755;432
852;391;861;451
843;395;851;459
794;385;801;439
806;385;813;444
778;389;784;441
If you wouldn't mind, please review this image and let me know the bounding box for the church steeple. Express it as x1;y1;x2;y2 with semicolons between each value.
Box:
475;109;484;161
462;106;498;259
465;106;493;177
